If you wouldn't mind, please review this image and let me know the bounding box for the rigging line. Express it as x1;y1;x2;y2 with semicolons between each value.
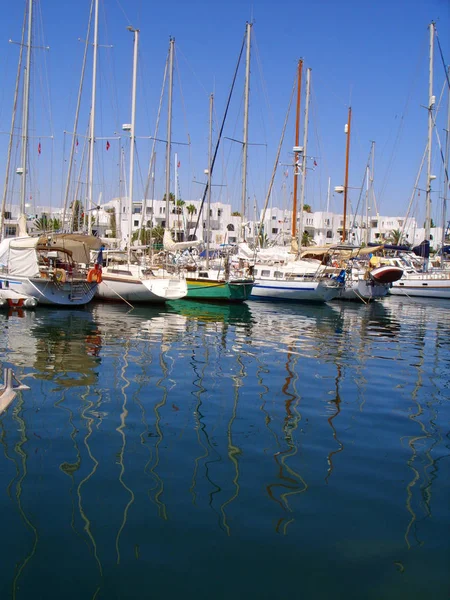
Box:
193;28;247;236
174;47;192;150
36;0;53;138
310;82;326;210
142;54;169;203
378;34;429;208
63;0;94;224
0;4;26;240
259;71;296;237
435;30;450;90
115;0;133;27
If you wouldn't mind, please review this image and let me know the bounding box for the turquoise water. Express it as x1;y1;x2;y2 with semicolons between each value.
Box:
0;297;449;599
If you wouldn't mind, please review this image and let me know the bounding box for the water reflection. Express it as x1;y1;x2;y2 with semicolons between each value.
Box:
0;297;448;598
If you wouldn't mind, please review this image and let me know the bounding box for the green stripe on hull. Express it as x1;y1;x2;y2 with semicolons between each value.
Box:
186;279;253;302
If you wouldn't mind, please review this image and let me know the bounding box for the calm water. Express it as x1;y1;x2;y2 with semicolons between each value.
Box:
0;296;449;599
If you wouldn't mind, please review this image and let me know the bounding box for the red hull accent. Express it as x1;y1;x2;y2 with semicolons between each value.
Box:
369;266;403;284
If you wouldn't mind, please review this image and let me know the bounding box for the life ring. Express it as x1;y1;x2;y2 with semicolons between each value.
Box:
332;260;339;268
54;268;66;283
87;267;102;283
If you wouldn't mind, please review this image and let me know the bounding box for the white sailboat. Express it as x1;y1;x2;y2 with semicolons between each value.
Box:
0;0;100;307
89;21;186;303
390;22;450;299
248;62;341;303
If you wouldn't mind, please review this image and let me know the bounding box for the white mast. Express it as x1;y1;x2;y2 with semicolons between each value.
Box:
87;0;99;235
424;22;435;254
442;65;450;251
206;93;213;269
174;152;178;241
62;0;94;231
127;26;139;263
165;38;175;228
240;22;252;240
18;0;33;236
298;67;311;250
0;6;26;240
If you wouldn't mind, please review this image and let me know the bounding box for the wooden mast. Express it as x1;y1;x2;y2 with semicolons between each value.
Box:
342;106;352;242
291;59;303;240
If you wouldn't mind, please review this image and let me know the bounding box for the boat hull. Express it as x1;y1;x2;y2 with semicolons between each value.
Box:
390;276;450;299
185;278;253;302
369;265;404;284
96;274;187;302
250;279;340;302
338;279;390;301
0;275;97;306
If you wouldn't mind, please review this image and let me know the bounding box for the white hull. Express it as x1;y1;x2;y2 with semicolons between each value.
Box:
390;275;450;299
338;279;390;301
0;275;97;306
0;288;38;308
251;278;340;302
96;272;187;303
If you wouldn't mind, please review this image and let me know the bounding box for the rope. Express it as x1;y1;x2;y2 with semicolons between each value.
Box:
192;29;247;237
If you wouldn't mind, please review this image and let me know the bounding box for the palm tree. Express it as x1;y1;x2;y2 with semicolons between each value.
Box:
301;231;313;246
303;204;312;213
34;213;61;233
387;228;403;245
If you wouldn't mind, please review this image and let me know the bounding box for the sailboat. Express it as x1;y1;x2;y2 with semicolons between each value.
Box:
85;16;186;303
0;0;101;307
245;61;342;303
161;36;253;302
389;22;450;299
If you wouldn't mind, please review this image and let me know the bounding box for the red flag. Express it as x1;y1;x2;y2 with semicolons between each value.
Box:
76;138;79;146
177;160;180;168
106;140;110;151
314;160;317;167
38;142;41;155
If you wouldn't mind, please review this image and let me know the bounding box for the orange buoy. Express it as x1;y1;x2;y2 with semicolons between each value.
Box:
87;267;102;283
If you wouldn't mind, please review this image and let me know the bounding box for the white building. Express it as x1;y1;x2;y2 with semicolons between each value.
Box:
1;200;445;251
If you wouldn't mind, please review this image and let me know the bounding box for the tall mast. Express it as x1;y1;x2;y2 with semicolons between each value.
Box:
165;38;175;227
424;22;435;248
87;0;99;234
291;59;303;239
240;22;251;240
62;0;94;231
18;0;33;233
298;67;311;250
0;5;26;240
367;141;375;245
342;106;352;242
206;93;213;269
127;26;139;263
442;65;450;251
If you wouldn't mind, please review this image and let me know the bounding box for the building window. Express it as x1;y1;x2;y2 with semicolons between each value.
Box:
5;226;17;236
160;207;165;214
4;211;11;220
218;209;222;217
132;206;142;214
398;220;403;227
146;206;153;214
134;220;139;227
272;228;278;234
227;224;235;232
272;215;277;220
326;230;333;239
371;220;378;228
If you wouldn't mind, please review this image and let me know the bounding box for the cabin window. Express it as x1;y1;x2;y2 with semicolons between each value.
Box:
199;272;209;278
274;271;283;278
261;270;270;277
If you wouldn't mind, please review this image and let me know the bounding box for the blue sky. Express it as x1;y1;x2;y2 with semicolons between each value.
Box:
0;0;449;226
